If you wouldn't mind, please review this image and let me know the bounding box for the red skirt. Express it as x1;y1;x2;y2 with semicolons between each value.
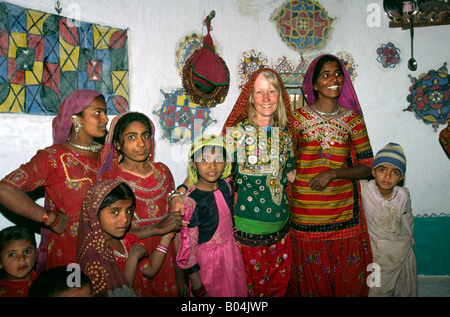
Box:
290;229;372;297
237;233;292;297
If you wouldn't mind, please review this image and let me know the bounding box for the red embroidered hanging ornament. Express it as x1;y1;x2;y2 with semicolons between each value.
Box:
182;11;230;108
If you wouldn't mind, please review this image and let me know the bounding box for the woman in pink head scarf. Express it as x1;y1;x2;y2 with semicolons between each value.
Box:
0;89;108;272
289;55;374;297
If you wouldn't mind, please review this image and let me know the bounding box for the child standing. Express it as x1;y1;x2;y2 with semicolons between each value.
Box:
76;179;174;297
98;112;184;296
176;135;247;297
0;226;37;297
360;142;418;297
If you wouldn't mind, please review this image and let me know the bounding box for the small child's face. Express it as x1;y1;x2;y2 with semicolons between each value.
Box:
0;239;36;280
194;148;226;187
372;164;405;192
98;198;134;240
114;121;151;164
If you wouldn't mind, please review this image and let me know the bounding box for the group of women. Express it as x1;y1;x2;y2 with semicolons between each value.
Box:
0;54;375;297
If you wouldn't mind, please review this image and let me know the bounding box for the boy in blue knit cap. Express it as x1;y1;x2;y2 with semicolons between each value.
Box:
360;142;418;297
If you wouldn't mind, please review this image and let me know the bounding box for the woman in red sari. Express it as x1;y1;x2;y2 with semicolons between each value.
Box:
98;112;185;296
0;89;108;272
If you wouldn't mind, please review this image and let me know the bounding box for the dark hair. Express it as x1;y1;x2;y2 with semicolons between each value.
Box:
113;112;152;148
98;182;136;215
312;55;344;99
0;226;36;251
28;265;93;297
191;144;227;162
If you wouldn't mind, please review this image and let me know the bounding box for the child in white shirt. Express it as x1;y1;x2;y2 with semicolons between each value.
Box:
361;142;417;297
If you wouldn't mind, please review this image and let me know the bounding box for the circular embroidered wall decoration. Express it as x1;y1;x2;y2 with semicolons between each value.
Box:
404;63;450;131
271;0;335;52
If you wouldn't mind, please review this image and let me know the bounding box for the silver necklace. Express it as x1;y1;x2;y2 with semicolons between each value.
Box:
67;140;102;152
312;103;340;117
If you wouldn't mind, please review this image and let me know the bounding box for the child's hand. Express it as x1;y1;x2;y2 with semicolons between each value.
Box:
129;243;148;260
163;231;176;240
170;195;185;217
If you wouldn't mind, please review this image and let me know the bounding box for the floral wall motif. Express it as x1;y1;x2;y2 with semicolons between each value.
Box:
376;42;401;68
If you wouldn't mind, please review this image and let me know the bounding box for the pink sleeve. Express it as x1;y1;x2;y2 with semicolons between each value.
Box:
175;199;199;270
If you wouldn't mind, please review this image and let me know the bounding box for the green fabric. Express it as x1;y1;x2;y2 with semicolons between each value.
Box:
414;216;450;275
235;215;288;235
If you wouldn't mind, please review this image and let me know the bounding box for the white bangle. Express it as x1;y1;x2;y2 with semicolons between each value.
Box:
168;190;183;204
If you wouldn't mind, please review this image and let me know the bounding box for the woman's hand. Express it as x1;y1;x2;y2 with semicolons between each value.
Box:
286;169;297;183
307;169;336;191
51;213;70;234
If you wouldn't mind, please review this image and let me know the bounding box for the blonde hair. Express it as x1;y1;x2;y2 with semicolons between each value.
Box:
246;70;288;129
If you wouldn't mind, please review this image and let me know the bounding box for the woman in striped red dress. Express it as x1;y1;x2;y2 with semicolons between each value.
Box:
290;55;374;297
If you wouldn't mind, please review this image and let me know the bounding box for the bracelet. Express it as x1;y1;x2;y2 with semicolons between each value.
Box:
41;210;52;225
192;284;206;297
176;184;188;193
168;190;183;204
155;244;168;254
49;213;60;228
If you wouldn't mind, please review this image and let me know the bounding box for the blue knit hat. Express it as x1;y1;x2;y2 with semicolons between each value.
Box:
373;142;406;175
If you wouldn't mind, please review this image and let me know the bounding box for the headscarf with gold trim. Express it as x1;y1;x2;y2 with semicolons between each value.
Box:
76;179;135;297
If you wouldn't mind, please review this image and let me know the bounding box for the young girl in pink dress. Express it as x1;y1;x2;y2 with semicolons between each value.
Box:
176;135;247;297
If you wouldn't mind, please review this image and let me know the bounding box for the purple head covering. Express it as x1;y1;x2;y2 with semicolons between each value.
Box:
52;89;103;144
302;54;363;117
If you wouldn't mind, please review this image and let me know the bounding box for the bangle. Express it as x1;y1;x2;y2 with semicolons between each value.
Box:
168;190;183;204
49;213;60;228
176;184;188;193
192;284;206;297
41;210;52;225
155;244;168;254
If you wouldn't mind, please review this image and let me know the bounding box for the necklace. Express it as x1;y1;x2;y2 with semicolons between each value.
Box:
67;140;102;152
312;103;340;117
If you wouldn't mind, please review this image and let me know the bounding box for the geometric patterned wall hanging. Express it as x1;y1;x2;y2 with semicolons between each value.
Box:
272;54;310;94
236;50;358;93
0;1;129;115
270;0;335;53
404;62;450;131
376;42;401;68
153;88;216;144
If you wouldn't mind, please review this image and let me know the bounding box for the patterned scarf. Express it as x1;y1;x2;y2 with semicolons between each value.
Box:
76;179;135;297
52;89;103;144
